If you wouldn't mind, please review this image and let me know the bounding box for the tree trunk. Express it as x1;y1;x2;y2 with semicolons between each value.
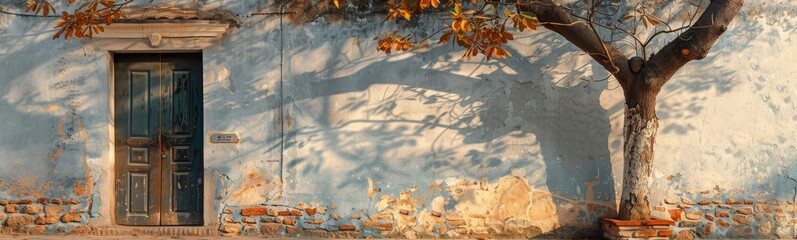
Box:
617;90;659;220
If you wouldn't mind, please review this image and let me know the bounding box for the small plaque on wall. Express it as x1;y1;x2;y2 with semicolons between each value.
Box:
210;133;239;143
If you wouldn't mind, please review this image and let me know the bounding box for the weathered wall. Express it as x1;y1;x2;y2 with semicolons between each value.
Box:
0;0;795;238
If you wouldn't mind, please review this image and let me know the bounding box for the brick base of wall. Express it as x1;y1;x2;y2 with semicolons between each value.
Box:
0;197;89;235
601;217;674;240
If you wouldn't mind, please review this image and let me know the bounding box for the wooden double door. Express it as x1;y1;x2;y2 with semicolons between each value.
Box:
114;53;203;225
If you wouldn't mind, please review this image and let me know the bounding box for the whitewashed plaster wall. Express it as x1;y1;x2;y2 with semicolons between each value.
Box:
0;0;795;236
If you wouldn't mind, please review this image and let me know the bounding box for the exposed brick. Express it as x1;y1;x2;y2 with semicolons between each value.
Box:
664;198;678;204
736;207;753;215
261;224;282;234
3;215;33;228
437;226;448;235
448;219;466;226
658;229;673;237
331;214;341;220
26;225;46;234
64;199;79;204
61;212;81;223
718;204;733;209
0;213;5;221
712;199;722;204
260;217;277;223
776;207;784;213
685;211;702;220
732;215;748;224
698;200;711;205
705;214;714;221
10;199;33;204
715;211;729;218
775;214;788;222
222;208;233;214
286;226;299;234
634;229;657;237
5;205;18;213
0;199;7;205
399;209;410;215
278;211;291;216
349;214;362;220
241;207;268;216
669;209;683;221
267;207;279;216
282;218;297;225
716;220;730;228
680;221;701;228
241;217;256;224
35;216;59;225
678;204;691;209
431;211;442;217
306;218;324;224
744;200;754;205
24;204;42;215
374;223;392;231
219;224;240;234
339;224;356;231
290;210;303;216
37;198;49;204
305;208;316;216
682;197;696;205
727;199;741;205
49;199;63;205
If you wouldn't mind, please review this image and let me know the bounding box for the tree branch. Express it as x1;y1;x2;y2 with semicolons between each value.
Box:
520;0;633;87
644;0;743;88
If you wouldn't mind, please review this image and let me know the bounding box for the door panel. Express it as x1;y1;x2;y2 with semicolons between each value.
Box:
160;54;203;225
114;54;161;225
114;53;203;226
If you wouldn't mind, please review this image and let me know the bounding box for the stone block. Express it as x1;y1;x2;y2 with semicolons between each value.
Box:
715;211;729;218
759;220;773;235
736;207;753;215
704;214;714;221
685;211;702;220
261;224;281;234
49;199;63;205
305;208;316;216
732;215;748;224
241;217;256;224
44;205;64;216
286;226;299;234
634;229;657;237
731;225;753;238
282;218;297;225
24;205;42;215
775;214;789;222
289;210;303;216
755;204;771;213
448;219;466;226
698;200;711;205
5;205;18;213
727;199;741;205
4;215;33;228
669;209;683;221
673;230;695;240
64;199;79;204
60;213;81;223
34;216;59;225
679;221;700;228
219;224;240;234
658;229;673;237
10;199;33;204
716;219;730;228
700;222;714;237
339;224;356;231
241;207;268;216
242;224;258;233
36;198;49;204
25;225;46;234
72;226;91;234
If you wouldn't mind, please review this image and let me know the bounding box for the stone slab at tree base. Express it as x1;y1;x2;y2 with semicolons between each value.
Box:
601;217;675;240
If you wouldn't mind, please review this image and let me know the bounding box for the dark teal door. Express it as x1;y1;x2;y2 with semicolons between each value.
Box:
114;53;203;226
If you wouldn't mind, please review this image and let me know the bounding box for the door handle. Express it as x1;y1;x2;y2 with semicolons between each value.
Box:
161;153;168;159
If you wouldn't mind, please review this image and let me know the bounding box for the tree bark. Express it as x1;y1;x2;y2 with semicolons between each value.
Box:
617;89;659;220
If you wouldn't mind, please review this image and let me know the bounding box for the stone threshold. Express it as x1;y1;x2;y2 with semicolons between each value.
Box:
91;226;218;236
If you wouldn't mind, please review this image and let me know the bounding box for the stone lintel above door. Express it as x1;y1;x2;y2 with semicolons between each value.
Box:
86;5;239;51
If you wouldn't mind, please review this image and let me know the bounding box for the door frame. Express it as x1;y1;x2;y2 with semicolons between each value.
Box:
106;50;216;227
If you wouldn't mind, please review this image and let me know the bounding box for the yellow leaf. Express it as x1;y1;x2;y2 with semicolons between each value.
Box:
420;0;430;10
430;0;439;8
400;9;411;20
333;0;340;9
